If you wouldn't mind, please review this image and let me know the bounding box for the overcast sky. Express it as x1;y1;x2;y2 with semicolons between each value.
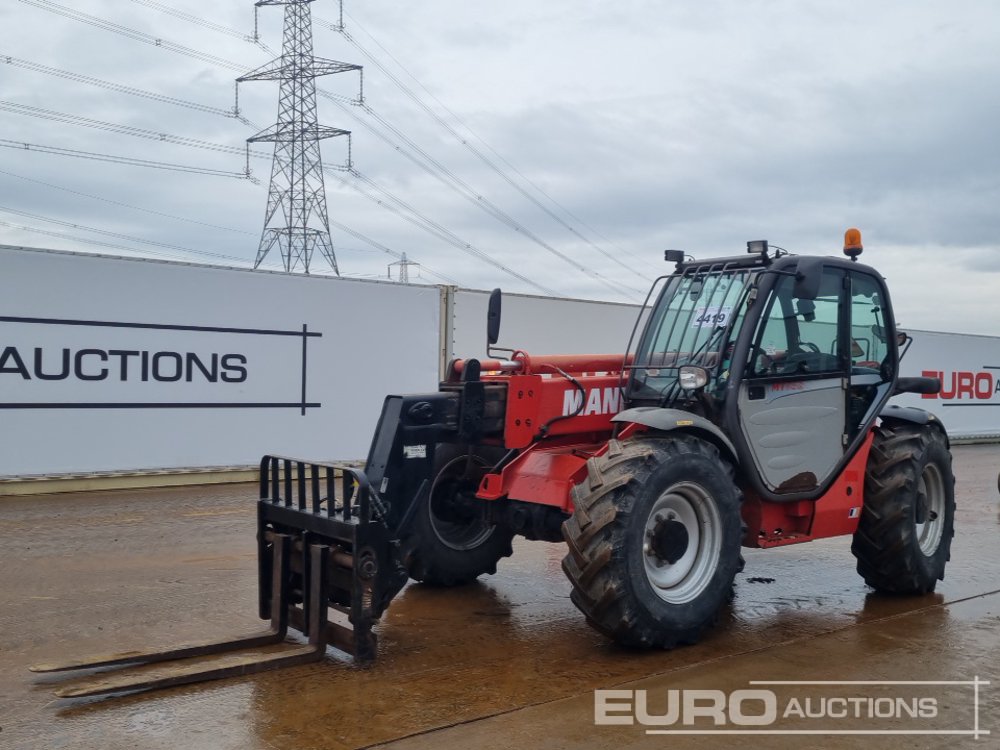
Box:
1;0;999;334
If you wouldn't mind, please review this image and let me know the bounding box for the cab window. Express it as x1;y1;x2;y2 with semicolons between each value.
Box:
849;272;891;376
846;270;895;439
748;268;846;378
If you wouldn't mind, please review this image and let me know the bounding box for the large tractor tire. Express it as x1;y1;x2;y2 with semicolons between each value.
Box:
562;435;743;648
403;444;514;586
852;422;955;593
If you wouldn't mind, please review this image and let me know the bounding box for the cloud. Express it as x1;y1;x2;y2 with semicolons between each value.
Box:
1;0;998;332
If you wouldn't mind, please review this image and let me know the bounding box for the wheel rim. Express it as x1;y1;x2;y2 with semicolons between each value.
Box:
428;455;495;551
916;462;946;556
642;481;722;604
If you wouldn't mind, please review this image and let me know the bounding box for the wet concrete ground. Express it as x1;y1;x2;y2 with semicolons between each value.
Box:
1;444;998;749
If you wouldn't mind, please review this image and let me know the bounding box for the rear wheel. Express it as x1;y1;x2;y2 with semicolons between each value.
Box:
562;435;743;648
403;445;514;586
852;422;955;593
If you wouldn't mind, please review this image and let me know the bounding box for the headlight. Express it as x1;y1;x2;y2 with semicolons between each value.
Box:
678;365;709;391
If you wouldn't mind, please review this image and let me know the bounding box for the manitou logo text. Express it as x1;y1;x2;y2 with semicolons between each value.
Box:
563;386;622;417
922;370;1000;400
770;381;805;392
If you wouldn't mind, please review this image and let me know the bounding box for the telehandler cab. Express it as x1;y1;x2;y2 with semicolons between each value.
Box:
34;229;954;697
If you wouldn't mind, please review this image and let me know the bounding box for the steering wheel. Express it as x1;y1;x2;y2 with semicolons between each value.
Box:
799;341;820;353
781;351;813;374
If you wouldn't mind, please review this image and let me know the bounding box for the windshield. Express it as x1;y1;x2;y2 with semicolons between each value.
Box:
629;263;756;404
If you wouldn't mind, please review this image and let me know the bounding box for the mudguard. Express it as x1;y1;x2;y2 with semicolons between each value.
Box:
879;404;949;445
612;406;738;464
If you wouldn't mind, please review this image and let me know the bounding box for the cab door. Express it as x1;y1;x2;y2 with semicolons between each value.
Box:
844;270;896;442
736;266;849;494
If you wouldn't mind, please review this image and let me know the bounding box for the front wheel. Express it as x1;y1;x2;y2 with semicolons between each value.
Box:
402;445;514;586
562;435;743;648
852;422;955;593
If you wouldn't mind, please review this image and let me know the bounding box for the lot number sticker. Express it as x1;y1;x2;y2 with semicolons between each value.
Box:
691;306;732;328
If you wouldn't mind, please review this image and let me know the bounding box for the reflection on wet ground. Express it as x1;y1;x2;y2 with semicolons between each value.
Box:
1;444;997;749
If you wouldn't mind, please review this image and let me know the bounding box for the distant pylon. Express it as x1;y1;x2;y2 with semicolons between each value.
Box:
238;0;361;274
388;252;418;283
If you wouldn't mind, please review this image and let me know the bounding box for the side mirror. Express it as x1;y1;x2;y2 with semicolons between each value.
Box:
793;257;824;300
487;288;502;346
796;299;816;322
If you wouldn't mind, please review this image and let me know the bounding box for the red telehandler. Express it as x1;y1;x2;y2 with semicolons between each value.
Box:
34;230;954;697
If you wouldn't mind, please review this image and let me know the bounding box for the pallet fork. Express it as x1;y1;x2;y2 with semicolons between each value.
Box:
31;457;407;698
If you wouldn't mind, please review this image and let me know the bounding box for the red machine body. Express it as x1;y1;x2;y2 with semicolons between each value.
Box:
447;351;870;549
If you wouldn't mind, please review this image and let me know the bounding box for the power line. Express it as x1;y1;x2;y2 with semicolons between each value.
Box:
15;0;357;108
281;11;650;294
2;99;352;185
324;11;661;278
0;215;281;269
17;0;245;71
244;7;644;294
321;90;644;299
344;168;560;296
0;99;270;161
0;168;256;235
128;0;259;44
0;54;243;121
0;204;248;261
0;217;184;260
0;139;252;179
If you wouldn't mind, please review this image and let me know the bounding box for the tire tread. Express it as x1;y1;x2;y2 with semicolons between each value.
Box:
851;422;955;594
562;434;741;649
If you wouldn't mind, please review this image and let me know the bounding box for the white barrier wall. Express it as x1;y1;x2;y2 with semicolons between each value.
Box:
448;288;645;364
1;245;997;479
0;246;441;476
892;330;1000;440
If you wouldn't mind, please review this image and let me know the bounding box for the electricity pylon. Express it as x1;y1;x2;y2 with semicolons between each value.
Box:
239;0;360;274
388;252;418;283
